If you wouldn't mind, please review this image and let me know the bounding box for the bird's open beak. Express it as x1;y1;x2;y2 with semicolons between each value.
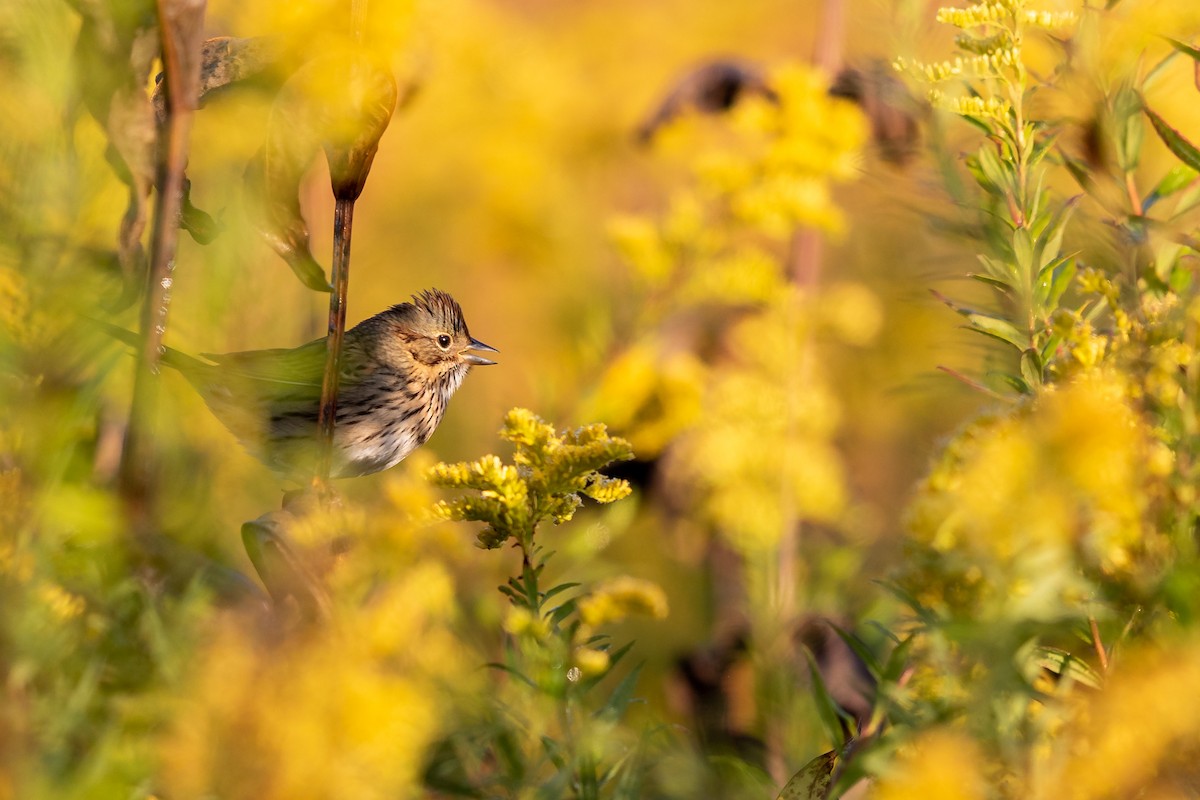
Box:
464;337;499;366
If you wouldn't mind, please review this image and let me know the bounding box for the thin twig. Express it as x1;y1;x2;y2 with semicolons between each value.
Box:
768;0;845;787
1124;170;1143;216
1089;616;1110;674
937;365;1013;401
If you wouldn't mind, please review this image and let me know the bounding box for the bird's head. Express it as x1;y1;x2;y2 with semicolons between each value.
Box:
371;289;497;385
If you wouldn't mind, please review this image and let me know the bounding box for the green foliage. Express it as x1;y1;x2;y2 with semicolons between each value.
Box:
11;0;1200;797
424;410;668;798
899;0;1081;394
866;2;1200;797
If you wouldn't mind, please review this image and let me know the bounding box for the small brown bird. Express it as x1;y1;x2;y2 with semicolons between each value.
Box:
104;289;497;479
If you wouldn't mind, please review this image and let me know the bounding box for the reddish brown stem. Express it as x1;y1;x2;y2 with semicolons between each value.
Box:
120;0;205;497
812;0;845;76
1089;616;1110;674
314;196;356;489
1124;171;1142;216
768;1;845;786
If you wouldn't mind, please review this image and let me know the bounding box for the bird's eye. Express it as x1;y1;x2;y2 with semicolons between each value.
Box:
436;334;452;349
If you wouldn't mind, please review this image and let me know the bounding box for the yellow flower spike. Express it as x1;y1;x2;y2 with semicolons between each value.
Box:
578;576;669;628
353;561;457;658
820;282;884;346
573;647;611;677
37;581;85;621
903;369;1164;615
503;606;534;636
607;215;672;285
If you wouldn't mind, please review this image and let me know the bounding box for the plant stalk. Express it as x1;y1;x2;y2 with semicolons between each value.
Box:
119;0;205;501
314;195;355;489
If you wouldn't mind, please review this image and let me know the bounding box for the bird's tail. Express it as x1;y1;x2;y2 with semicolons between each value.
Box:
89;317;210;375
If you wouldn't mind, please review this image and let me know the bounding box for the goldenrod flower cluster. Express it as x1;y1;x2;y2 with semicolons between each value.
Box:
1042;638;1200;798
428;408;633;549
579;340;706;457
903;370;1167;620
664;291;882;552
718;66;867;238
577;576;669;627
897;0;1076;119
160;563;470;800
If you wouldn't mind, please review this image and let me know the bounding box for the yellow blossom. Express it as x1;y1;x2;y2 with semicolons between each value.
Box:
1043;640;1200;799
37;582;85;621
873;728;987;800
573;646;610;677
577;576;669;628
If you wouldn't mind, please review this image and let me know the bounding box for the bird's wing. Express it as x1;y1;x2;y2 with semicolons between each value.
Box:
199;338;328;394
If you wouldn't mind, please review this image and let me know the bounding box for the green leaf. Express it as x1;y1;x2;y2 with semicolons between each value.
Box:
541;582;581;603
966;312;1027;351
540;736;567;771
969;273;1015;296
881;636;914;685
775;750;838;800
486;662;539;689
1144;104;1200;172
1051;257;1080;304
803;647;854;748
1036;197;1079;273
1112;83;1143;171
495;729;527;783
1040;332;1063;365
1169;179;1200;219
1032;646;1103;689
1012;226;1034;273
549;598;578;626
1058;149;1098;196
1146;165;1199;211
1144;49;1180;91
1036;255;1076;312
874;580;937;627
594;662;644;720
1028;130;1058;170
828;623;882;680
977;253;1018;282
992;371;1032;395
1020;348;1043;389
1164;37;1200;63
975;142;1009;193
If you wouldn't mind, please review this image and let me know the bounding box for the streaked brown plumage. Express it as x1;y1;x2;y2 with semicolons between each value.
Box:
105;289;496;479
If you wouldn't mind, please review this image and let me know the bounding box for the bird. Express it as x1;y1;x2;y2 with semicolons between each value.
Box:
100;289;497;479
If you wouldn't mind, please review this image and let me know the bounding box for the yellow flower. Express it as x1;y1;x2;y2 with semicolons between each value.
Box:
873;728;987;800
1044;640;1200;799
573;646;611;677
161;563;468;800
37;581;85;621
904;370;1163;616
577;576;669;628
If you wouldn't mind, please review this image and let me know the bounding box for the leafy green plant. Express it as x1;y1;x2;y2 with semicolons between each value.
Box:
426;409;670;798
852;3;1200;798
898;0;1079;394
